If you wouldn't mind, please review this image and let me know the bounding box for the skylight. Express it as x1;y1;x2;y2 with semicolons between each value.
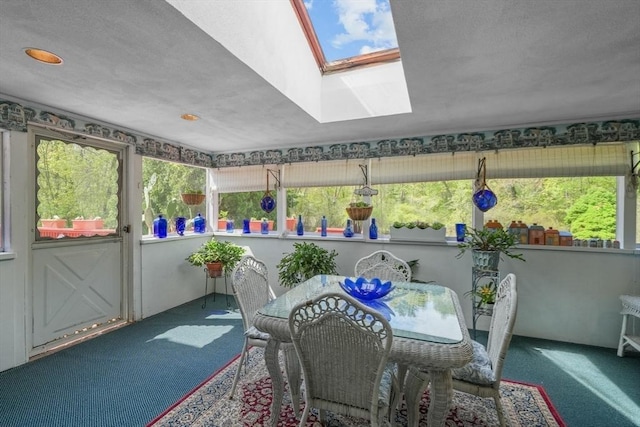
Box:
292;0;401;73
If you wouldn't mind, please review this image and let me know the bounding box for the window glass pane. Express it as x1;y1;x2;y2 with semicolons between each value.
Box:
219;191;278;231
36;138;120;240
486;177;617;240
285;181;473;236
374;181;473;235
142;158;206;236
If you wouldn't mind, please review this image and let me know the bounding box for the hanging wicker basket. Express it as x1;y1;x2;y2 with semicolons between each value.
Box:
181;193;205;206
346;206;373;221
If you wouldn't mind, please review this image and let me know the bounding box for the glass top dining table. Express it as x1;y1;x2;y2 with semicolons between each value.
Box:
253;274;473;427
258;274;464;344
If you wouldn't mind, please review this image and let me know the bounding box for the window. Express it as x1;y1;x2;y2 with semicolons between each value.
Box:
142;157;206;236
291;0;400;73
485;177;617;240
218;191;278;232
36;137;120;240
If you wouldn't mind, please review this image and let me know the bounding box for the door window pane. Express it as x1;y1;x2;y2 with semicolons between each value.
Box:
36;137;120;240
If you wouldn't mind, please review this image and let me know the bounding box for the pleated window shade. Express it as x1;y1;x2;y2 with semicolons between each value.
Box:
211;143;628;191
211;164;279;192
283;159;364;187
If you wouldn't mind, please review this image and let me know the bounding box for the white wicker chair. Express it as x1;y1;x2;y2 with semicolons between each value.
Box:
288;292;396;427
228;255;277;399
354;250;412;282
405;273;518;427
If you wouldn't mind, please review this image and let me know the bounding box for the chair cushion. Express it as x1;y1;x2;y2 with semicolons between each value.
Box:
451;340;495;385
378;362;396;406
245;326;270;341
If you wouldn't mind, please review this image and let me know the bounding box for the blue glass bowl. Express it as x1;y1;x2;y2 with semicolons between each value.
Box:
339;277;394;301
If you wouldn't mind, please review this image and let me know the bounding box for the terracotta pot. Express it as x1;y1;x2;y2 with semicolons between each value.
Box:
41;219;66;228
205;262;224;278
250;220;274;232
286;218;296;231
72;219;104;230
217;220;228;230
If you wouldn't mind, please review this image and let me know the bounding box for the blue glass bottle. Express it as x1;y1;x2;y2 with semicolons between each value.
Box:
155;214;167;238
321;216;327;237
193;213;205;233
296;215;304;236
175;216;186;236
369;218;378;240
226;219;234;233
343;219;354;238
242;218;251;234
261;219;269;234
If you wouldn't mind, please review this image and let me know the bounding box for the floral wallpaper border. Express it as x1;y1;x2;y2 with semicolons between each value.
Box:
1;98;638;169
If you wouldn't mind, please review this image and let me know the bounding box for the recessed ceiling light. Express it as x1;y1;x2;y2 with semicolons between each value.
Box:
24;48;63;65
181;113;199;121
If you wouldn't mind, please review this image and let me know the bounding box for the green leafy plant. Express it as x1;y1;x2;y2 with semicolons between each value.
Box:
277;242;338;288
186;238;245;274
349;201;370;208
391;221;444;230
456;227;525;261
464;283;497;306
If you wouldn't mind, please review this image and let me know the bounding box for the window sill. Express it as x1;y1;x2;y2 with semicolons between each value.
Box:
140;232;214;245
0;251;16;261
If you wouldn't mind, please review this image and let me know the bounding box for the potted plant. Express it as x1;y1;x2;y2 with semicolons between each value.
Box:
186;238;245;277
456;226;525;270
390;220;446;242
181;189;205;206
346;201;373;221
464;283;497;308
277;242;338;288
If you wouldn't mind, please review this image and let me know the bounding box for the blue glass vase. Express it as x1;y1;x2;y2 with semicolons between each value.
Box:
154;214;167;238
343;219;354;238
261;219;269;234
226;219;234;233
175;216;186;236
193;213;206;233
242;218;251;234
369;218;378;240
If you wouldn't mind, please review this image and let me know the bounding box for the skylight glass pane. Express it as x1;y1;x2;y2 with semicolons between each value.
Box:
304;0;399;63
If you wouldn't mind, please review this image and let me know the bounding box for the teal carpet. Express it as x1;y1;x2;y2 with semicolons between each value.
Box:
0;295;638;427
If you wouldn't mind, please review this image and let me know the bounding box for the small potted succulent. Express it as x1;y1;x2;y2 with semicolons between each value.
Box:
390;220;446;242
186;238;245;277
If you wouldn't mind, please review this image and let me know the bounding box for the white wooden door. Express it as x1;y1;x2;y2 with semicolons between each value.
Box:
31;132;126;349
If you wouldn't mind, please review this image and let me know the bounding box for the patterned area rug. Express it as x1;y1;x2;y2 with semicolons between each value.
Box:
148;347;565;427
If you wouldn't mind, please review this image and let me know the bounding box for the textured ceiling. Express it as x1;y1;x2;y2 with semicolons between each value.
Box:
0;0;638;155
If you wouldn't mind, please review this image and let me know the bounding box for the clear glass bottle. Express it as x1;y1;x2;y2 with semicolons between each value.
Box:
321;216;327;237
369;218;378;240
296;215;304;236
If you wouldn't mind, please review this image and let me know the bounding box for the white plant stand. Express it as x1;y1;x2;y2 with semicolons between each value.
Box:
617;295;640;357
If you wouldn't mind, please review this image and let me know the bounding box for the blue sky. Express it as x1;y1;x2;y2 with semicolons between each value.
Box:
304;0;398;62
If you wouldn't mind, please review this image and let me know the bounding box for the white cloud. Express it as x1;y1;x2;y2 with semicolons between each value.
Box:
331;0;397;52
304;0;314;10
